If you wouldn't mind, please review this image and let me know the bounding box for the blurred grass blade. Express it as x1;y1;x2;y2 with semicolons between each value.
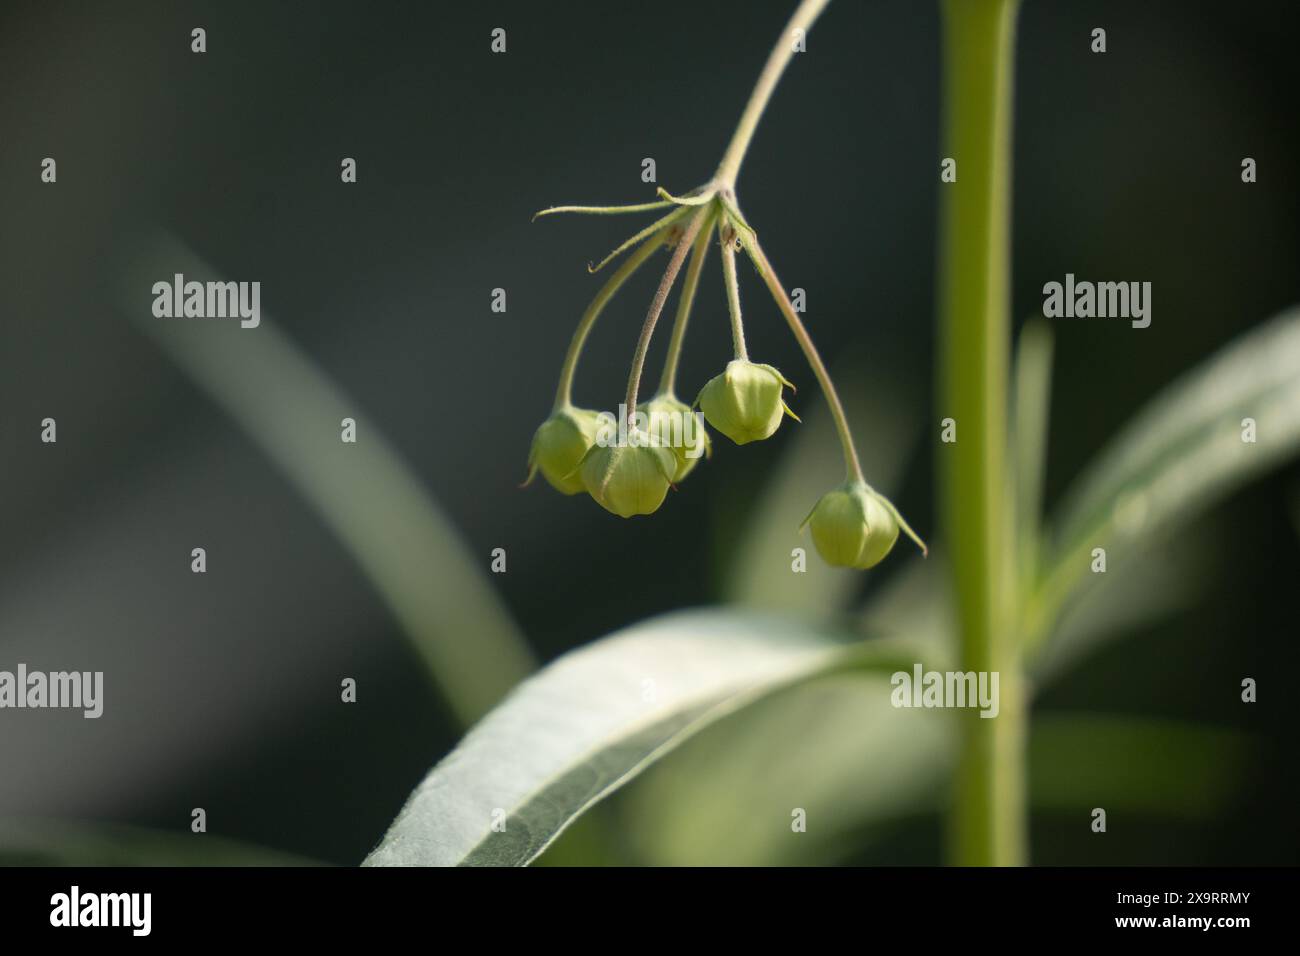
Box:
617;705;1249;866
1030;715;1253;819
363;609;920;866
615;670;954;865
0;818;323;866
1035;305;1300;641
724;362;921;615
121;235;535;726
1032;528;1214;684
1013;319;1053;576
614;561;956;867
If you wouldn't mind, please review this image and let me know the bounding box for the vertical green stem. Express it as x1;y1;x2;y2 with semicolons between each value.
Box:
939;0;1024;866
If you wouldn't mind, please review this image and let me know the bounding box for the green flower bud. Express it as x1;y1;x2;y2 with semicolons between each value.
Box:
638;393;710;482
580;431;677;518
803;482;901;570
525;406;603;495
695;359;798;445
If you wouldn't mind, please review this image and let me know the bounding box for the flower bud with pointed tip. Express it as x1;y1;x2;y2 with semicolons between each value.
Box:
803;482;900;570
695;359;798;445
638;393;710;482
580;430;677;518
525;406;603;495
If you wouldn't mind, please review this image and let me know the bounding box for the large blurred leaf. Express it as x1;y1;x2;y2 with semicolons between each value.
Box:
616;704;1249;866
616;562;955;866
612;556;1238;866
616;671;954;865
120;235;534;725
1032;526;1215;684
363;609;921;866
1036;306;1300;640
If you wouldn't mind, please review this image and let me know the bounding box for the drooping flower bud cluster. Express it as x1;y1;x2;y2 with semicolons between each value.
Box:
524;185;926;571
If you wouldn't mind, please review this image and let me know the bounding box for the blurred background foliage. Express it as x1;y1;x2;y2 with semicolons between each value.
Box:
1;0;1297;865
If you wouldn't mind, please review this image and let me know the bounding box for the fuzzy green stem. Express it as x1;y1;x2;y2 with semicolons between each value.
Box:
939;0;1024;867
553;235;662;410
623;210;709;422
714;0;831;189
657;210;717;395
720;230;750;362
744;236;864;483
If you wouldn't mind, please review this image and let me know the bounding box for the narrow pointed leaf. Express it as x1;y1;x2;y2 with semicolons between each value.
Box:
1037;306;1300;629
533;199;673;220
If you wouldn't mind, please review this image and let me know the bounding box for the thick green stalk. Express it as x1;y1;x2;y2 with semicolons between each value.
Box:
939;0;1024;866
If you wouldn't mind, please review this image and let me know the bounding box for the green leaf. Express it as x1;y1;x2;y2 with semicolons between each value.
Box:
1035;306;1300;638
363;609;919;866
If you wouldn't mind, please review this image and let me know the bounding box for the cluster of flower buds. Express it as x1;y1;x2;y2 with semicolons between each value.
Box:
524;183;925;569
